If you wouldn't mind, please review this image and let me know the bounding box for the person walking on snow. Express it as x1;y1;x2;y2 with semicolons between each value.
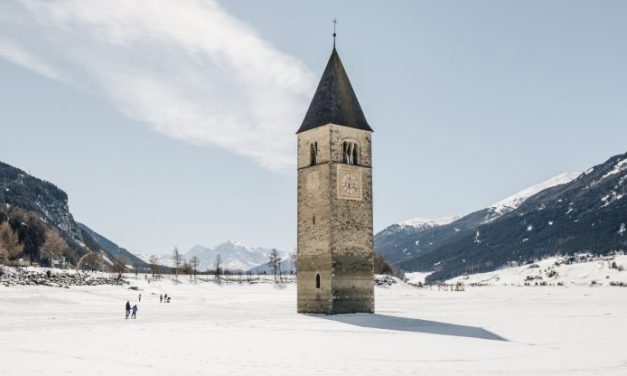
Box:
159;294;163;303
131;304;138;319
138;293;141;302
125;301;131;319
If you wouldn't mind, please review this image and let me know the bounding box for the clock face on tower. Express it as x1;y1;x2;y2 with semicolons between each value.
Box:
342;173;358;195
337;165;362;200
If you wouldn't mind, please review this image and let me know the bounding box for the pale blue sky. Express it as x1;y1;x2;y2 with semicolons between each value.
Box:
1;1;626;255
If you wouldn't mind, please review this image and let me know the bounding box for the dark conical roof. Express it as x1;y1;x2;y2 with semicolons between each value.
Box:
297;48;372;134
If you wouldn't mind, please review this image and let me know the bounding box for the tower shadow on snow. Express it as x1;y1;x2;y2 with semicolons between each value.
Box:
311;313;507;342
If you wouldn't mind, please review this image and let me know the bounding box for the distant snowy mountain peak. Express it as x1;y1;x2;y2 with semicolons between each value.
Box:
133;252;173;267
394;172;581;234
214;240;251;251
134;241;283;271
489;172;581;216
399;215;461;229
184;241;282;271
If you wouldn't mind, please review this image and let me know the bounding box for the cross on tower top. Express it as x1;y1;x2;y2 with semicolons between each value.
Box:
333;18;338;47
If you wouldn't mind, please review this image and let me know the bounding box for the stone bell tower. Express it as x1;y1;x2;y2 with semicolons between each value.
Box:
296;45;374;314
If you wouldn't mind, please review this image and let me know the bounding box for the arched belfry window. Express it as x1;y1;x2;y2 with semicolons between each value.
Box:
315;273;321;289
342;141;358;165
310;142;318;166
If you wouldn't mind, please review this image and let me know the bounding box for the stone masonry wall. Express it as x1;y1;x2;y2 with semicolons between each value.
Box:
329;125;374;313
297;124;374;314
297;127;333;313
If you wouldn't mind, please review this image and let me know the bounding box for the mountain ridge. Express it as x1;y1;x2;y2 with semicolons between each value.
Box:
0;160;146;268
375;171;582;266
134;241;286;272
375;152;627;282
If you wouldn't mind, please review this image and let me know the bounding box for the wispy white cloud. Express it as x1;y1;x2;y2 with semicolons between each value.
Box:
0;37;63;81
0;0;316;171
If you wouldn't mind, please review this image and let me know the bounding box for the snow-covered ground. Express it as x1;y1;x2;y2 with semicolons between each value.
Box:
2;275;626;375
448;254;627;286
405;253;627;287
404;271;434;285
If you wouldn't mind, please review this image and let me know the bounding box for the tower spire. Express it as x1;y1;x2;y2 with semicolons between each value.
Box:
332;18;337;48
297;38;372;134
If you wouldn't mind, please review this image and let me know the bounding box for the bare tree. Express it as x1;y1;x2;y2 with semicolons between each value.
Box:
149;255;161;277
172;247;182;281
374;253;404;279
267;249;282;282
190;256;200;283
0;222;23;263
214;254;222;283
84;252;104;272
181;260;192;280
40;229;69;267
111;257;127;279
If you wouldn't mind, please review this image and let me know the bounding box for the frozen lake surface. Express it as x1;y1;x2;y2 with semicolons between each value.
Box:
1;276;626;375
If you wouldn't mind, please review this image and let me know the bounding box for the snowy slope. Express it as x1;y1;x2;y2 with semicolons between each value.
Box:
405;152;627;282
378;152;627;282
133;253;174;267
376;172;582;266
398;215;461;229
78;223;148;267
447;253;627;286
247;252;296;274
404;271;434;285
488;172;581;217
395;172;579;231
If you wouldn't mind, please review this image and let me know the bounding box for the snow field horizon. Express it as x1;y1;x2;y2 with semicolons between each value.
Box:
2;275;627;375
